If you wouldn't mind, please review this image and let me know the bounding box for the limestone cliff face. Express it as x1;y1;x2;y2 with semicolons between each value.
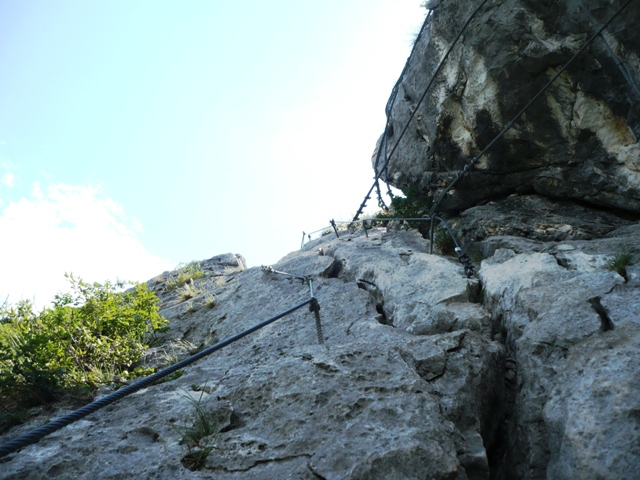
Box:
378;0;640;214
2;1;640;478
1;226;639;479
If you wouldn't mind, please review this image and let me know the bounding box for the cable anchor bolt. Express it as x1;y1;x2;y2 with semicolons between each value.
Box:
330;219;340;238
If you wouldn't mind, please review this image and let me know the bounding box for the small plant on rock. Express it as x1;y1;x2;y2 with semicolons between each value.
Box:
172;389;219;471
203;294;217;309
434;226;457;256
607;250;637;281
166;262;206;291
178;281;204;301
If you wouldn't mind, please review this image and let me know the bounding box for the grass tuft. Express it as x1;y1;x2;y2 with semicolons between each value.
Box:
166;262;206;291
434;226;457;256
203;294;217;309
607;251;636;280
172;388;219;470
178;281;204;301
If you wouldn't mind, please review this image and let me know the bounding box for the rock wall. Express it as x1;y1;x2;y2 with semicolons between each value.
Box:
379;0;640;214
2;1;640;477
1;224;639;479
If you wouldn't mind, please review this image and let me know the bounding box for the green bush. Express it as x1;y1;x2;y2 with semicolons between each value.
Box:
387;186;433;232
0;274;167;416
388;185;432;219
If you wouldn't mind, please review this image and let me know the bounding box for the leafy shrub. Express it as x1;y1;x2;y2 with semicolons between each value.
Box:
386;185;433;235
166;262;206;291
388;185;432;222
0;274;167;419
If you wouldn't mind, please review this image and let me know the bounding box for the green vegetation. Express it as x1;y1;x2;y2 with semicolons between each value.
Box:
173;389;219;470
0;274;167;426
367;186;433;243
387;185;432;223
166;262;206;291
203;294;217;309
178;281;204;301
607;251;637;281
434;225;457;256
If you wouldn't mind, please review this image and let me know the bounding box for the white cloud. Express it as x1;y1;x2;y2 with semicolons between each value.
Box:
31;181;43;199
0;182;174;309
1;172;14;188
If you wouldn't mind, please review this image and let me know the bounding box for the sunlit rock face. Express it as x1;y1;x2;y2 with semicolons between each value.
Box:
378;0;640;214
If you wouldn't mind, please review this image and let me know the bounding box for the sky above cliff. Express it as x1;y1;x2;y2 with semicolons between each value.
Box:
0;0;427;308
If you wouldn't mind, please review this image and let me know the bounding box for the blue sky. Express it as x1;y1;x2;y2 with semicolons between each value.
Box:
0;0;426;307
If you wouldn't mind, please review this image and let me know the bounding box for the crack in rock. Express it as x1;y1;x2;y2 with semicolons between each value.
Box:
588;296;615;332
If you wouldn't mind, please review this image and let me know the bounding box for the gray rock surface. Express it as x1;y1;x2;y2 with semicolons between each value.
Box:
1;224;639;478
0;230;504;480
459;194;634;243
378;0;640;214
478;224;640;479
544;324;640;480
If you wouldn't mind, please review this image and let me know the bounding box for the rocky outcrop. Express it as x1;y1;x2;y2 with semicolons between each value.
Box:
379;0;640;214
1;224;639;479
2;1;640;477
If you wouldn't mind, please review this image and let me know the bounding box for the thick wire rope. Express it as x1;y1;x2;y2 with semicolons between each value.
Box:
428;0;633;217
353;0;491;222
